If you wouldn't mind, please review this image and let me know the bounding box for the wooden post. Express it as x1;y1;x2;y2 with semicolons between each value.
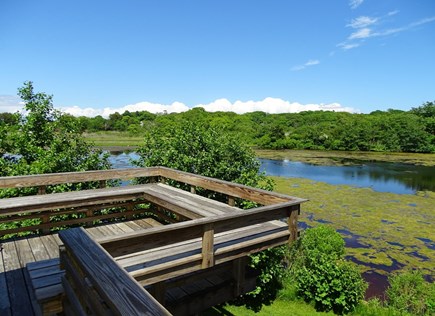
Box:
38;185;46;195
232;257;246;296
99;180;106;189
228;196;235;207
201;224;214;268
126;204;134;220
153;282;166;304
190;186;196;194
86;209;94;227
41;214;50;234
288;205;299;242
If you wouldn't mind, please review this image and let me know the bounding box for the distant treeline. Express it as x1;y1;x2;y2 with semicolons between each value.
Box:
1;101;434;153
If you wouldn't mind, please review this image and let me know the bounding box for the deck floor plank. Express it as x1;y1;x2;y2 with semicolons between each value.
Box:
86;226;106;238
0;247;12;316
38;235;60;259
123;220;144;231
2;240;35;316
27;237;51;261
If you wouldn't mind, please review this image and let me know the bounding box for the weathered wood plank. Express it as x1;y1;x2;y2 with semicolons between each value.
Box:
158;167;306;205
150;184;237;216
39;235;61;258
141;190;204;219
61;276;86;316
2;240;35;315
27;236;51;261
202;224;214;268
120;222;288;285
59;227;171;315
27;259;60;278
99;202;298;257
15;238;36;267
141;217;163;227
0;184;152;215
0;167;159;189
0;247;12;316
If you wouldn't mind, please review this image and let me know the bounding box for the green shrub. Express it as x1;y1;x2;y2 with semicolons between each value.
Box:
288;225;367;314
386;270;435;315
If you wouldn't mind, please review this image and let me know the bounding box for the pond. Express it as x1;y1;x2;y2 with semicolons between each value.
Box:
260;158;435;195
108;151;435;195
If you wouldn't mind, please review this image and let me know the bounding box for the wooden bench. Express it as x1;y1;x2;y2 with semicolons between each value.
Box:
25;218;164;316
59;228;170;315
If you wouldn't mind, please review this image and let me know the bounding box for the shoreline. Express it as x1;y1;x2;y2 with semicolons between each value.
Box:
95;146;435;167
254;149;435;167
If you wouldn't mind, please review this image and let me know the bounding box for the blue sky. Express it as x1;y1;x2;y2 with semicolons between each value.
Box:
1;0;434;116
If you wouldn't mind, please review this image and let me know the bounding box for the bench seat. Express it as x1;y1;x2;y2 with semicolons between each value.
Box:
113;220;289;286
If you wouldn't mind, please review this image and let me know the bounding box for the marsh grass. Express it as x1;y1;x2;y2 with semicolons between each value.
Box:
83;131;143;147
255;149;435;167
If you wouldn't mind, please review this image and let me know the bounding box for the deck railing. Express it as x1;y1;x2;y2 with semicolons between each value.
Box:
0;167;305;237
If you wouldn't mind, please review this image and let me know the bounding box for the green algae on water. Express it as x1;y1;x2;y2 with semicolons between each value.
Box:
272;176;435;278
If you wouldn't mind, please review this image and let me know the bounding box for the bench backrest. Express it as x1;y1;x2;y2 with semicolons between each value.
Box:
59;227;171;315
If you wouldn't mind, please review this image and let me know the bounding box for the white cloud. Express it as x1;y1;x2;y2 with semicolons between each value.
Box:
198;98;357;114
0;95;24;113
348;27;372;40
291;59;320;71
62;101;190;118
410;16;435;27
347;16;378;29
340;13;435;50
305;59;320;66
349;0;364;9
60;97;358;118
337;42;360;50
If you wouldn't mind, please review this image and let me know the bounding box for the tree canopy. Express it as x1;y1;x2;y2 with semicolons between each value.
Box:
46;101;435;153
0;81;110;197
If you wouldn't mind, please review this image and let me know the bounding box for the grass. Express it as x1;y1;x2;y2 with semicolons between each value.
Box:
83;131;142;148
202;281;335;316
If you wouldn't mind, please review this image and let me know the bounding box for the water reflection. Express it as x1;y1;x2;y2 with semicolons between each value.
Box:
260;159;435;194
107;152;435;195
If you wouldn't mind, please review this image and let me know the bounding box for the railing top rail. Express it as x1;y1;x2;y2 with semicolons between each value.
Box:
157;166;306;204
0;167;160;188
0;166;307;205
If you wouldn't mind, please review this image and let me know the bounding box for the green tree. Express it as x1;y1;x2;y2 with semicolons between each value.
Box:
133;121;287;312
410;101;435;118
0;81;110;195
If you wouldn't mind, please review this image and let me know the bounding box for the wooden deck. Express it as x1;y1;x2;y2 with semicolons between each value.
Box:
0;167;307;315
0;218;162;316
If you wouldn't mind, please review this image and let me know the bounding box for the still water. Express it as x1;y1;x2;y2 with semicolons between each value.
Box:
260;159;435;194
108;152;435;194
